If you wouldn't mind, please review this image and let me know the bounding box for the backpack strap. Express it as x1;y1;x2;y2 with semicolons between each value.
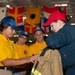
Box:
40;47;50;56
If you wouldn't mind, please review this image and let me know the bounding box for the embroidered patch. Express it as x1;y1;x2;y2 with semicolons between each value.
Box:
24;50;27;54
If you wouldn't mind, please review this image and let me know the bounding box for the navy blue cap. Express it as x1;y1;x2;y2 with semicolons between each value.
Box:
1;16;20;31
34;27;44;33
19;31;29;37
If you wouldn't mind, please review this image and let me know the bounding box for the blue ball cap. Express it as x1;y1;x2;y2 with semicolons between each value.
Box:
19;31;29;37
34;27;44;33
1;16;20;31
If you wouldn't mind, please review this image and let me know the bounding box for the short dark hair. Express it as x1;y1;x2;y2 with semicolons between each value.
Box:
0;23;9;31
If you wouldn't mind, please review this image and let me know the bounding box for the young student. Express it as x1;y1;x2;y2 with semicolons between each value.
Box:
13;31;29;75
0;16;38;75
28;27;47;57
43;11;75;75
27;27;47;74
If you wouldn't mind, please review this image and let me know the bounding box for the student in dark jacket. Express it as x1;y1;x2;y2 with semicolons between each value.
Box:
43;11;75;75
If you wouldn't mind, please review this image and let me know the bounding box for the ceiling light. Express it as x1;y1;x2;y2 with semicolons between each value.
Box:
70;16;72;18
55;4;61;6
6;5;10;8
62;4;67;6
71;23;75;25
55;4;68;6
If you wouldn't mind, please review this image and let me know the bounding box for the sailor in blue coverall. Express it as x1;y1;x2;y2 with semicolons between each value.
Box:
43;11;75;75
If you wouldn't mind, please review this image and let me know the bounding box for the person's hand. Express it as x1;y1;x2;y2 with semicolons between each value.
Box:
28;54;38;63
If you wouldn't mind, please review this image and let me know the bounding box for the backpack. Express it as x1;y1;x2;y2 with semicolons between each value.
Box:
31;47;63;75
